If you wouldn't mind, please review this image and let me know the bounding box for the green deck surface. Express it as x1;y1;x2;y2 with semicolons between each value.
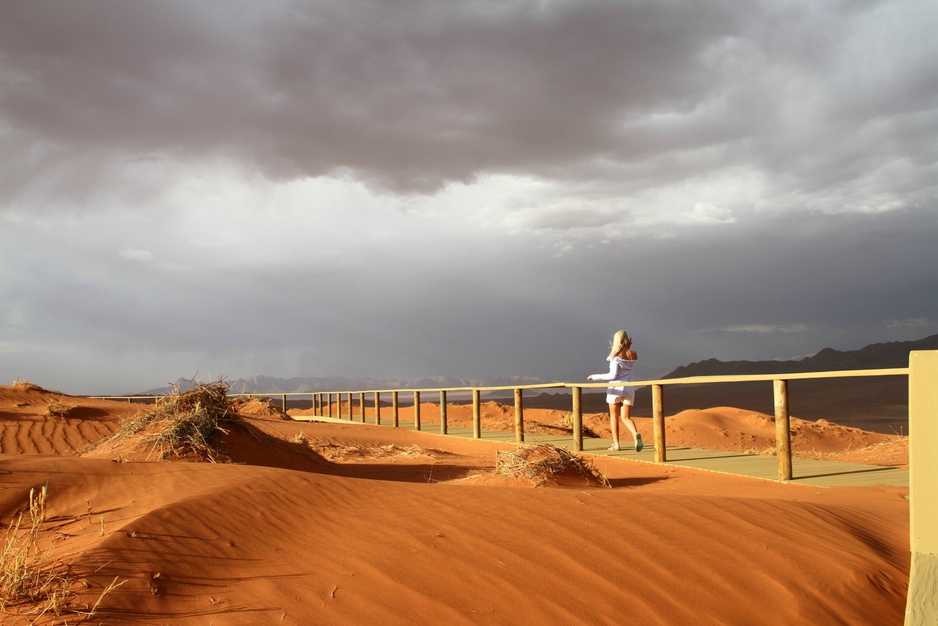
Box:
295;414;908;488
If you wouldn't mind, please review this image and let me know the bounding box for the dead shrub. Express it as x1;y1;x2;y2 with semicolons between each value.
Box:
43;398;73;418
553;414;600;438
11;379;44;392
87;378;237;462
306;441;433;462
495;442;609;487
231;395;287;418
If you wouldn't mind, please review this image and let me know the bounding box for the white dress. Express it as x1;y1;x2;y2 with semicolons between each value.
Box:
590;356;636;404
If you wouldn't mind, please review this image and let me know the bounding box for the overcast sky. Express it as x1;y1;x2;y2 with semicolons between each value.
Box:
2;0;937;394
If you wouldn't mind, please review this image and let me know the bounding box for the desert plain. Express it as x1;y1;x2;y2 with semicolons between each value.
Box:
0;381;910;625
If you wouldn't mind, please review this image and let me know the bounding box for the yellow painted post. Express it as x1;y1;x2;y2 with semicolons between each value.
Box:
440;390;448;435
327;393;333;418
514;388;524;443
359;392;365;422
906;351;938;625
392;391;400;427
374;391;381;426
774;379;792;481
653;384;666;462
472;389;481;439
414;391;421;431
572;386;583;452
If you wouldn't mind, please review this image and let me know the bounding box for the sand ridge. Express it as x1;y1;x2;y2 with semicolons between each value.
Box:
0;385;910;624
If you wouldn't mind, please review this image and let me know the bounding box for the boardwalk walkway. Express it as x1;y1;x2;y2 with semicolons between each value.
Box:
295;415;909;489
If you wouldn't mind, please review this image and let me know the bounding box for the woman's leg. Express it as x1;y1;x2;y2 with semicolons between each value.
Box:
608;402;622;450
619;403;642;449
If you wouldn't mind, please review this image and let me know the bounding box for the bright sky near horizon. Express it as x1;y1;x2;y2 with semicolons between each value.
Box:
2;0;937;394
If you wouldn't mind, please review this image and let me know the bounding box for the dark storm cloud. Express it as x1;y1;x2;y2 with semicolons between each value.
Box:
1;1;734;197
1;0;937;393
9;0;932;204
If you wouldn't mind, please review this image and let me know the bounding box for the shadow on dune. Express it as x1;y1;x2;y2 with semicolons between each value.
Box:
68;406;125;420
222;421;490;484
605;476;670;489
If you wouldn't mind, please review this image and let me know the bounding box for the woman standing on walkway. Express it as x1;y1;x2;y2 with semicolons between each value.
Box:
588;330;642;452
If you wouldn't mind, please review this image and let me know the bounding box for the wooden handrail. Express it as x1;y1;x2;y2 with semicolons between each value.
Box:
88;366;910;482
91;367;908;404
301;367;909;482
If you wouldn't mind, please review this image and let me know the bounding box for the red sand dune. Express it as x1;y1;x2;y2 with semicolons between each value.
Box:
0;385;910;624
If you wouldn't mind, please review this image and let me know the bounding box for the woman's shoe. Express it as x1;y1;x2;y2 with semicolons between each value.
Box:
635;434;644;453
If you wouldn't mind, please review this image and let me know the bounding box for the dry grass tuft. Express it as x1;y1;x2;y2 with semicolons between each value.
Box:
87;378;237;462
495;442;609;487
11;379;44;392
305;441;434;462
1;487;123;622
0;486;68;619
553;414;600;438
231;395;287;418
43;398;73;419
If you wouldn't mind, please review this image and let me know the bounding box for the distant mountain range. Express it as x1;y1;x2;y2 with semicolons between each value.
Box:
143;374;548;396
663;334;938;378
140;334;938;395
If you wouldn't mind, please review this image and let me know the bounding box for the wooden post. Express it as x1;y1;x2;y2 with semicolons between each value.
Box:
653;384;666;462
392;391;399;428
906;351;938;625
374;392;381;425
414;391;421;431
774;379;792;481
440;390;448;435
358;392;365;422
514;388;524;443
281;394;287;414
327;393;333;417
572;386;583;452
472;389;481;439
313;393;318;415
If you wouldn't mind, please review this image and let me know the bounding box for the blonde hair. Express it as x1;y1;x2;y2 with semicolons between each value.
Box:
608;330;632;359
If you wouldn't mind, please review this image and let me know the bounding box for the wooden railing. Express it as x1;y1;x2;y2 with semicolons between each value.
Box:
248;367;909;482
87;356;937;618
94;367;910;482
